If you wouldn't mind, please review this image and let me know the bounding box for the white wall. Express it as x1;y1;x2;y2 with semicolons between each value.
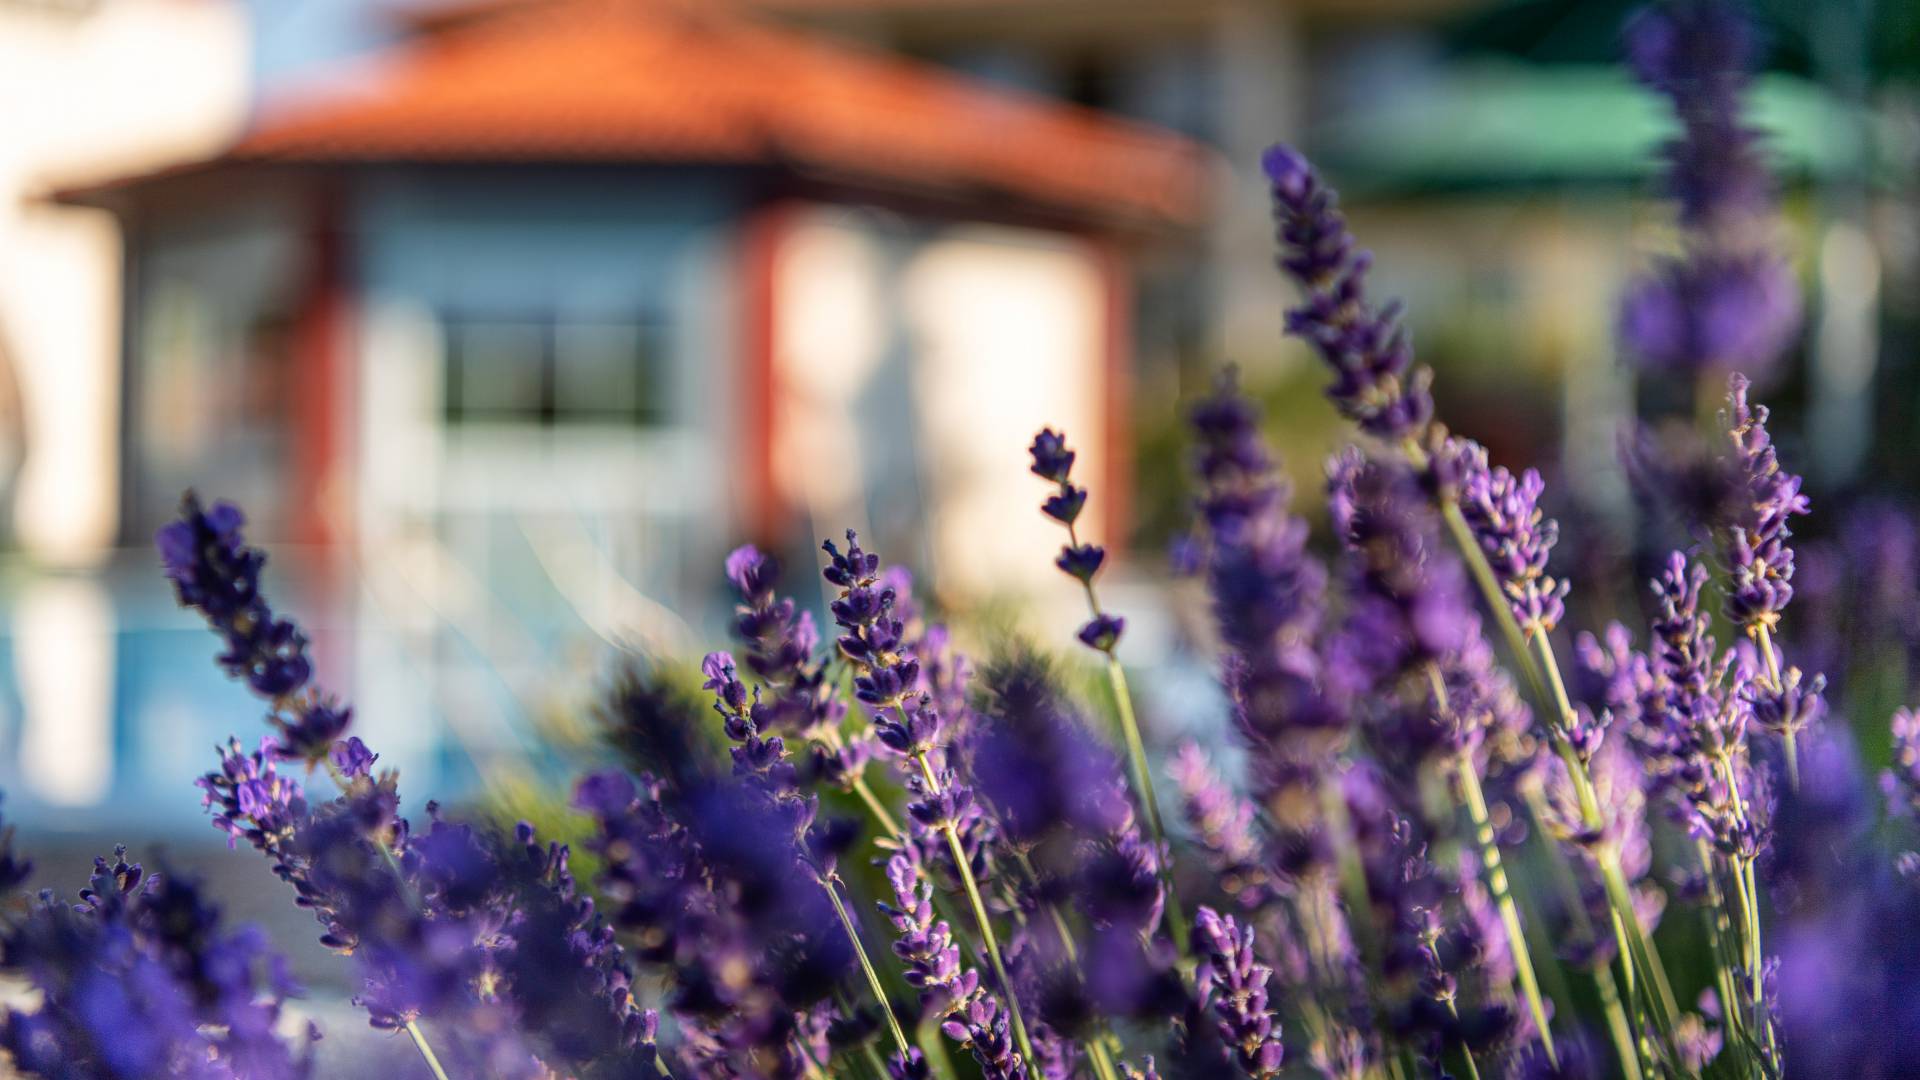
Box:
0;0;250;564
771;207;1114;629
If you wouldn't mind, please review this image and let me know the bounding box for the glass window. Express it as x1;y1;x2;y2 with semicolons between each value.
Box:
447;320;545;422
443;313;667;426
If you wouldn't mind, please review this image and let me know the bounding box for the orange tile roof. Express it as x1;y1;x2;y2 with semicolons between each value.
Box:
210;0;1210;227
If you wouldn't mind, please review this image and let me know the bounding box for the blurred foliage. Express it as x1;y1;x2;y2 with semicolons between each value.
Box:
1130;351;1347;556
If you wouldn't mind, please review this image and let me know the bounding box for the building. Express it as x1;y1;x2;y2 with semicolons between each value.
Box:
39;0;1207;825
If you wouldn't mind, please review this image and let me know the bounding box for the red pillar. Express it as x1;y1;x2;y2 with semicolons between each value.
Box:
738;202;792;546
289;181;354;551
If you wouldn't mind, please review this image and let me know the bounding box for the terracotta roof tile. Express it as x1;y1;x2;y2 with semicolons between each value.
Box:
216;0;1210;226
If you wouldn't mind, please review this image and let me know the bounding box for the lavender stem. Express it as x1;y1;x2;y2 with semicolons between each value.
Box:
404;1020;455;1080
911;749;1037;1065
1522;783;1645;1080
1694;840;1758;1075
1596;957;1646;1080
1599;858;1682;1066
851;773;905;840
1414;436;1686;1066
1059;505;1188;954
1753;623;1799;790
1100;658;1188;953
825;871;914;1060
1452;747;1558;1065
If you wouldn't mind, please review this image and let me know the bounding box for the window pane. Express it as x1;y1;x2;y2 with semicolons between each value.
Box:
555;320;669;424
554;322;643;420
450;320;544;421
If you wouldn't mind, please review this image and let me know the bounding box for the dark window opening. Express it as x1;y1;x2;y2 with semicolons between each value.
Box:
442;313;669;426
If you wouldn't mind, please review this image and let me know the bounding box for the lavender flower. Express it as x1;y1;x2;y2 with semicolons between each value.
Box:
1618;252;1799;378
1721;373;1810;634
492;821;665;1075
1075;792;1166;937
1619;0;1800;377
1193;907;1285;1078
724;544;849;751
1884;707;1920;821
157;495;347;765
1264;145;1433;442
1185;376;1343;877
825;531;921;711
1326;448;1474;688
969;651;1129;847
578;748;848;1076
164;501;681;1076
156;495;310;698
880;853;1028;1079
1003;927;1085;1080
1170;743;1270;911
329;736;377;779
1029;428;1125;653
1451;438;1569;637
0;844;317;1079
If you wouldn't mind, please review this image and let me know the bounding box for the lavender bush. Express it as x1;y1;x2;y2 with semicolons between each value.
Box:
1;2;1913;1077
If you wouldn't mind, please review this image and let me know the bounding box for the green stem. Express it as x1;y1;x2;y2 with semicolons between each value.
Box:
1606;903;1643;1054
1102;658;1188;953
914;751;1037;1065
1599;858;1682;1068
1015;851;1128;1073
1454;749;1558;1066
1458;1041;1483;1080
1594;961;1645;1080
1415;439;1691;1071
1754;623;1798;792
824;873;913;1060
1319;776;1376;965
1087;1037;1123;1080
1013;851;1082;967
404;1020;454;1080
1695;840;1757;1076
1530;632;1687;1063
1063;513;1187;956
851;773;904;842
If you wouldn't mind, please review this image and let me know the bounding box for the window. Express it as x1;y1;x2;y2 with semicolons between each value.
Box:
443;313;668;426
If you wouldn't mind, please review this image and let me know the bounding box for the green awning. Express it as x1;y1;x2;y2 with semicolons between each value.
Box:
1315;63;1907;195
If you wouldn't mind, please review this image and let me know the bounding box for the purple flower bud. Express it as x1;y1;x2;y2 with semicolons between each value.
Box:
1076;614;1126;653
1265;145;1433;442
1055;544;1106;583
1885;708;1920;821
724;544;779;605
880;853;1027;1078
823;530;881;589
1170;743;1270;911
889;1049;933;1079
1028;429;1076;484
330;736;377;780
273;698;353;765
1194;906;1285;1078
1745;666;1825;742
874;698;943;758
156;493;314;702
1721;374;1810;632
1042;485;1088;526
1451;438;1569;635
